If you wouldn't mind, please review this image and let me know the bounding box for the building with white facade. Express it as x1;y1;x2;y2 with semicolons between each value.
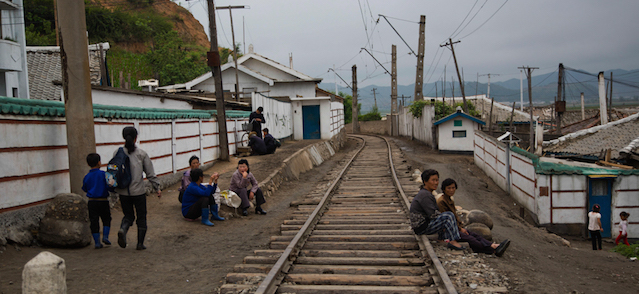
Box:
0;0;29;98
434;108;485;153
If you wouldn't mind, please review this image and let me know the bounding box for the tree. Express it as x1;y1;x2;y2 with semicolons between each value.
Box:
145;31;209;86
340;91;360;124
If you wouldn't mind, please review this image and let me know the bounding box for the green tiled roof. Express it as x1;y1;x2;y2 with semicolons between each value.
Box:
0;96;250;119
510;146;639;175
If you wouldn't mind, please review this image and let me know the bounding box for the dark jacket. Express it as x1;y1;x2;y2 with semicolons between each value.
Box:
249;135;267;155
249;111;265;138
264;134;277;154
409;188;439;230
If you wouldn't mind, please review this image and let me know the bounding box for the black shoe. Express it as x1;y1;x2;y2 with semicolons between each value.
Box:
447;243;466;251
136;244;147;250
117;223;130;249
495;239;510;257
242;209;248;216
255;207;267;215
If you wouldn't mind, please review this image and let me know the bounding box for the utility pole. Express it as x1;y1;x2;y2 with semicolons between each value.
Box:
479;73;499;105
399;95;411;106
352;65;359;133
216;5;246;102
598;72;608;125
609;72;613;118
208;0;229;161
440;38;467;112
391;45;398;136
371;88;378;109
556;63;564;134
443;66;446;103
519;66;539;153
56;0;96;194
580;92;585;120
414;15;426;102
520;70;523;111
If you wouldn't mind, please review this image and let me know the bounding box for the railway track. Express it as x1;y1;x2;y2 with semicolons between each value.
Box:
219;135;457;294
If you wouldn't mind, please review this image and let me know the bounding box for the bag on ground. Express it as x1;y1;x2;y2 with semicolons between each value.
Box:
220;190;242;208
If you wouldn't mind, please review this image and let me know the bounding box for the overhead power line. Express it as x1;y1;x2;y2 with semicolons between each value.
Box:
459;0;509;39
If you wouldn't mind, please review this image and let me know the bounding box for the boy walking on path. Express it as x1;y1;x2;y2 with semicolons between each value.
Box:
82;153;112;249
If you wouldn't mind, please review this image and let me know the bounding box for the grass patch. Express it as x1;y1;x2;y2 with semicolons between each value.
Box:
610;242;639;258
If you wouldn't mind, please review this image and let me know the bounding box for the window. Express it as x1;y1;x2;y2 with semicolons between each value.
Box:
454;120;462;127
12;88;18;98
452;130;467;138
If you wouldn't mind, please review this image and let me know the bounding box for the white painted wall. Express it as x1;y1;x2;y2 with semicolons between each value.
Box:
397;105;435;147
91;89;193;110
251;92;293;139
330;102;344;138
437;118;480;152
474;130;639;238
0;114;248;210
0;0;29;99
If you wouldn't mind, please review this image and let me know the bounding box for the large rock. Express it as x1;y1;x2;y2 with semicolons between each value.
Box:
37;193;91;248
22;251;67;294
465;223;492;241
467;210;493;230
457;209;470;226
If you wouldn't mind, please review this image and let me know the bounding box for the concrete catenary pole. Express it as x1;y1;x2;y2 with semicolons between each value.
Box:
598;72;608;125
57;0;96;194
391;45;398;136
581;92;585;120
352;65;359;133
208;0;229;161
609;72;613;118
413;15;425;102
556;63;564;134
520;70;523;111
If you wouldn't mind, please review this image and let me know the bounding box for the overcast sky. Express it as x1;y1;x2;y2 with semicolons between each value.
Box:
175;0;639;88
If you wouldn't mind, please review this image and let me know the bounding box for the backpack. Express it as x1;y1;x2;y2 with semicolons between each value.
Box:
106;147;132;189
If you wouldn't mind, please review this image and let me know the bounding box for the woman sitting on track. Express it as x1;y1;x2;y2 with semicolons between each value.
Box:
437;178;510;257
409;169;466;250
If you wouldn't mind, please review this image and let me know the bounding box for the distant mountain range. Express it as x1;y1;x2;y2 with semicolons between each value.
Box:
320;68;639;114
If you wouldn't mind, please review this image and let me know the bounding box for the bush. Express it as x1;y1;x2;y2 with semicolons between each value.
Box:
611;242;639;258
358;105;382;121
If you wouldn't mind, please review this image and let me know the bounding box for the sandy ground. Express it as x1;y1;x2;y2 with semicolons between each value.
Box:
1;135;637;294
388;136;638;294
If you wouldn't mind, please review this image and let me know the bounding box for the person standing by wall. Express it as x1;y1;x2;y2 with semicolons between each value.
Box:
250;107;265;138
588;204;604;250
115;127;161;251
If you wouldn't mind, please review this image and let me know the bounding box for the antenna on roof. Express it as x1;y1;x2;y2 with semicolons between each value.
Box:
289;53;293;69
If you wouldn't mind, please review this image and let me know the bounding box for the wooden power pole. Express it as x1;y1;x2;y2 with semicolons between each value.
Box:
216;5;246;101
56;0;96;194
519;66;539;153
352;65;359;133
556;63;564;134
207;0;229;161
440;38;467;112
413;15;426;102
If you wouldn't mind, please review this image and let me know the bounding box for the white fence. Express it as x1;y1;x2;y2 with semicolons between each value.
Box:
330;102;344;138
397;104;435;147
252;92;293;139
0;112;248;211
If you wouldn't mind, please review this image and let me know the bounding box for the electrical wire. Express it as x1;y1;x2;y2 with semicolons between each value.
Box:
452;0;488;39
448;0;479;39
458;0;509;39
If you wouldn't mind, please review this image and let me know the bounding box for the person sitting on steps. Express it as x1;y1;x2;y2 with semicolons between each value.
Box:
410;169;466;251
229;159;267;216
181;168;224;226
436;178;510;257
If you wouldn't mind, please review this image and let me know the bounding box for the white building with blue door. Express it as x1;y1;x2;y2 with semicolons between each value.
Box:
434;108;485;153
475;113;639;238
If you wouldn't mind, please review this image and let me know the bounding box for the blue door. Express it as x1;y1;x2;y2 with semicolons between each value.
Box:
588;178;613;238
302;105;321;139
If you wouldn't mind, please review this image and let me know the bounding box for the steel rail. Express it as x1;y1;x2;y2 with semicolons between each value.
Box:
379;135;458;294
254;136;367;294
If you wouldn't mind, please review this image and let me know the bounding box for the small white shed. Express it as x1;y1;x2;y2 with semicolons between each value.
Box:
434;109;485;153
290;96;332;140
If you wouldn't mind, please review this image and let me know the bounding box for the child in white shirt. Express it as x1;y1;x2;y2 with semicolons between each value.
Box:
615;211;630;246
588;204;603;250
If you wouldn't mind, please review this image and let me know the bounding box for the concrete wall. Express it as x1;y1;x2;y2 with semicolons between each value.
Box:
0;114;249;211
346;120;390;136
91;88;193;110
252;92;293;139
0;0;29;99
437;118;481;152
397;104;435;147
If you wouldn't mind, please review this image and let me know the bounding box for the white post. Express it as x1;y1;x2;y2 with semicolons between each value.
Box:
199;119;204;160
581;92;585;120
334;64;337;95
520;70;524;111
486;74;491;105
23;252;67;294
598;72;608;125
171;120;177;173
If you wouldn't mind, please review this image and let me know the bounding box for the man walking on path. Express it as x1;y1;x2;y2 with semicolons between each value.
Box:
250;107;265;138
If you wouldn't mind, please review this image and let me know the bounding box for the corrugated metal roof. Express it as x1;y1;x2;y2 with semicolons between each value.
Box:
0;96;250;119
